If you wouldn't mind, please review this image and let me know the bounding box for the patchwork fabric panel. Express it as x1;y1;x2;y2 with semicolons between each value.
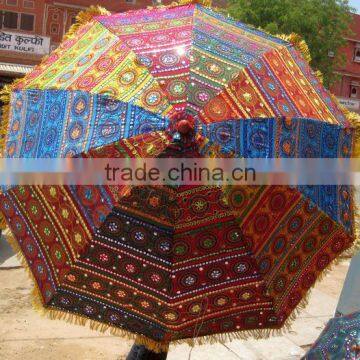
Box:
5;90;169;158
0;183;353;342
201;117;354;230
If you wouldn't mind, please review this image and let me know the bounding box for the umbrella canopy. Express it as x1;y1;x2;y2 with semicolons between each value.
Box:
303;311;360;360
0;2;359;352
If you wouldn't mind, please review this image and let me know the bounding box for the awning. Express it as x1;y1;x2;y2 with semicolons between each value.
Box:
0;62;33;75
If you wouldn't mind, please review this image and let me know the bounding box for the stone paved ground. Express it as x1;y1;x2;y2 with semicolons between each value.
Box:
0;233;350;360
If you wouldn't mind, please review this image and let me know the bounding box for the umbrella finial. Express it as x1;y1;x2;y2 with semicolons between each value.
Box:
176;119;194;135
170;114;196;145
172;119;194;143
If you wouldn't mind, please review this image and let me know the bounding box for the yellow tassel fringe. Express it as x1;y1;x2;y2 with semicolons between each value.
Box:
62;5;110;42
314;70;324;84
148;0;212;10
277;33;312;64
0;84;12;229
0;78;23;229
178;0;212;6
350;186;360;258
0;213;6;230
0;84;12;158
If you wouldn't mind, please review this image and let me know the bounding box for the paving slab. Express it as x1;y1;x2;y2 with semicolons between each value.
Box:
226;337;304;360
0;337;131;360
168;343;240;360
283;316;327;347
302;288;338;318
0;232;21;269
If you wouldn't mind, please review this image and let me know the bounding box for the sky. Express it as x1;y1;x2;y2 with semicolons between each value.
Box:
349;0;360;13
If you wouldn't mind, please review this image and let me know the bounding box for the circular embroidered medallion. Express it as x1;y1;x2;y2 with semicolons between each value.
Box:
144;90;162;107
119;70;136;86
168;80;186;97
180;273;198;287
159;53;179;67
198;233;217;250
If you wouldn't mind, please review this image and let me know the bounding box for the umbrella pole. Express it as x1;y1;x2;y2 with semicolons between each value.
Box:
126;342;169;360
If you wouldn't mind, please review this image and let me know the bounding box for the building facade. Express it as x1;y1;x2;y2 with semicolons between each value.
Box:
330;13;360;114
0;0;172;86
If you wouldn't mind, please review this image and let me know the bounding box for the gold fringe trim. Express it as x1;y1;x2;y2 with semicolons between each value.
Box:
134;336;170;353
277;33;312;63
32;301;171;353
0;77;24;156
178;0;212;6
344;111;360;162
0;78;24;226
148;0;212;10
62;5;110;41
314;70;324;84
3;220;359;353
0;213;6;230
350;186;360;256
32;295;171;353
0;84;12;158
0;83;12;228
4;228;39;282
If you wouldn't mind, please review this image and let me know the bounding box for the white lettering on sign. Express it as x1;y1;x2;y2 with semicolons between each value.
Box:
0;30;50;55
338;97;360;111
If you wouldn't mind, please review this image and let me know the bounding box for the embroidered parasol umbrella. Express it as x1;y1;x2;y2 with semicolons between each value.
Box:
303;311;360;360
0;2;359;354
